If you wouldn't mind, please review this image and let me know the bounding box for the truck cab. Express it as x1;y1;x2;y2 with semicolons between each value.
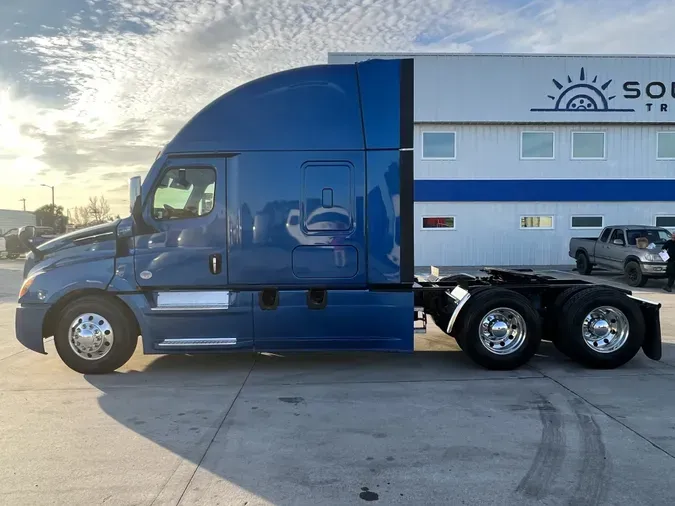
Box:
15;58;417;373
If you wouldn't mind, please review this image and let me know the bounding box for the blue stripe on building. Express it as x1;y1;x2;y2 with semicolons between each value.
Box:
414;179;675;202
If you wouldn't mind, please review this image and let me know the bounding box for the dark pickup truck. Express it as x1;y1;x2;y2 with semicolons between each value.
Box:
569;225;671;287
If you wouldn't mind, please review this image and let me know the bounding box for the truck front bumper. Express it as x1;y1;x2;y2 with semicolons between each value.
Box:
15;304;50;354
642;263;668;276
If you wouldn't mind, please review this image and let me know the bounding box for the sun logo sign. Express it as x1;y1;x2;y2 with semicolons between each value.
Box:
531;67;635;113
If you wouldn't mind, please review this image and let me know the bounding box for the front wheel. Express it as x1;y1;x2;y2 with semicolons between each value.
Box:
624;261;647;287
456;289;541;370
54;295;138;374
558;288;645;368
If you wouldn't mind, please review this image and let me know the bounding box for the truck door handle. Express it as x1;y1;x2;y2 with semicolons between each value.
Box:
209;253;222;275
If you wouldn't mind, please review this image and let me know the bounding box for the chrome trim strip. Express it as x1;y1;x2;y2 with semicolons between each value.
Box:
400;147;414;152
446;286;471;334
157;338;237;347
151;306;229;312
154;291;230;311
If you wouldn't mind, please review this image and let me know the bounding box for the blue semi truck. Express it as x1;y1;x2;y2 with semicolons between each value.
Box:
14;58;663;374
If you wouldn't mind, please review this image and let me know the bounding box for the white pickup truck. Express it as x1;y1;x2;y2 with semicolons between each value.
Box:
569;225;671;287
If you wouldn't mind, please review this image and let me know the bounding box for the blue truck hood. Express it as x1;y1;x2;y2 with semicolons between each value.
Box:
22;220;121;280
37;220;120;256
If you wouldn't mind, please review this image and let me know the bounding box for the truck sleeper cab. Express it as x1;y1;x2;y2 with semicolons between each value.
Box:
15;58;663;374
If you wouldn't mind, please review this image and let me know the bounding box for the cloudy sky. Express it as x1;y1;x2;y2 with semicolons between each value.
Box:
1;0;674;216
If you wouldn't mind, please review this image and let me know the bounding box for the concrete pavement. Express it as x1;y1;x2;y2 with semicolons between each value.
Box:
2;259;675;505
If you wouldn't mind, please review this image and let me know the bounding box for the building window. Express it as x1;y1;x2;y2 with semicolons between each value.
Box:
571;216;604;229
657;132;675;160
520;216;554;229
521;132;554;159
421;131;456;159
422;216;456;230
655;216;675;228
571;132;605;159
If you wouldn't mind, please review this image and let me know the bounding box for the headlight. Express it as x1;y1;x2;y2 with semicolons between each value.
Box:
18;271;43;299
18;276;36;299
647;254;664;262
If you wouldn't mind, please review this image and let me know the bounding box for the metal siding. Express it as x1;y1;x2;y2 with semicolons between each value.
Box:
415;123;675;180
415;202;675;266
329;53;675;124
0;210;36;235
328;52;675;267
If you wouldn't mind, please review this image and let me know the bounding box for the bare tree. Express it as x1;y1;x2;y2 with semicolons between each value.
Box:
70;206;91;228
87;196;112;224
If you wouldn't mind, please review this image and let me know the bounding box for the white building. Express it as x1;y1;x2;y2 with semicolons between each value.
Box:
0;210;35;236
327;52;675;267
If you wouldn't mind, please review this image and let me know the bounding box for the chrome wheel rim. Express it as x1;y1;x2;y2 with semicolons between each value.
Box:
68;313;114;361
478;307;527;355
582;306;629;353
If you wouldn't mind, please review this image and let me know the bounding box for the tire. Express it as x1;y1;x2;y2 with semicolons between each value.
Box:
456;288;541;370
54;295;138;374
558;288;645;368
576;252;593;275
547;286;601;357
624;261;647;287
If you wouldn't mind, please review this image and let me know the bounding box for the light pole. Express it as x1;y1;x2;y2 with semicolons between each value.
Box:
19;198;26;211
41;184;55;227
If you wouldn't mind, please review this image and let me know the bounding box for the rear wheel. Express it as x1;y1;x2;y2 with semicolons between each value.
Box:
54;295;138;374
576;252;593;275
624;261;647;287
558;288;645;368
456;289;541;370
548;286;599;357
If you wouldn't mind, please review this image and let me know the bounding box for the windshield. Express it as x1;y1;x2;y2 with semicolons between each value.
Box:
625;229;672;245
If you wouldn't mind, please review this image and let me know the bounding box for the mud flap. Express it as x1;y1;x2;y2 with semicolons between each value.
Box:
630;296;662;361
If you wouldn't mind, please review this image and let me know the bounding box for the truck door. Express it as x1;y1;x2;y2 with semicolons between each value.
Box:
595;227;613;268
606;228;627;269
133;157;253;350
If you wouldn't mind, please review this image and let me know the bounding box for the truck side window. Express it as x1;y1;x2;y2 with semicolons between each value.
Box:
610;229;625;245
600;228;612;243
151;167;216;221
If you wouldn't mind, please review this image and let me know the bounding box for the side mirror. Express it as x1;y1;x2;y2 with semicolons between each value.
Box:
613;239;625;246
18;225;36;244
129;176;142;214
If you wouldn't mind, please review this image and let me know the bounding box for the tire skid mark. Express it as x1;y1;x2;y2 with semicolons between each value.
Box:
568;397;608;506
516;394;566;499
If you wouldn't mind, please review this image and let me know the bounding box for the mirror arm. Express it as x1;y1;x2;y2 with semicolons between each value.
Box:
17;227;44;261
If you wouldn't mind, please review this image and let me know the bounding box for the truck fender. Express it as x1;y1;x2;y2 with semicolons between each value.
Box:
20;257;116;306
575;247;589;259
623;255;642;268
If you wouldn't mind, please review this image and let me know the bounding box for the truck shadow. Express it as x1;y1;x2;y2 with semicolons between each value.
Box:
81;343;674;504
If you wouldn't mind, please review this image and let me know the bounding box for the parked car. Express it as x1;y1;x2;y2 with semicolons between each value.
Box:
1;227;57;259
569;225;671;287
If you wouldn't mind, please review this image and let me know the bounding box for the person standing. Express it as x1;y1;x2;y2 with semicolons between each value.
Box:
662;232;675;292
